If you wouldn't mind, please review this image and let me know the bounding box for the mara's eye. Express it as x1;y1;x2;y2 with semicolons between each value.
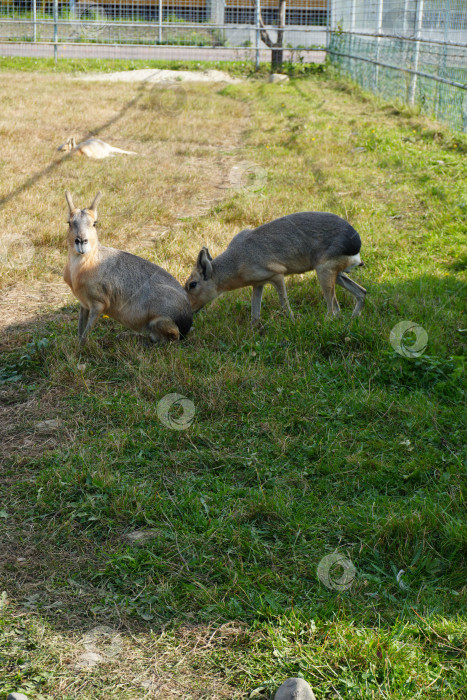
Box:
75;238;80;245
83;240;88;245
189;281;198;289
93;221;97;227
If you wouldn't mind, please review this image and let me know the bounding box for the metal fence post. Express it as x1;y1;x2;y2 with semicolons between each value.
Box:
350;0;356;32
409;0;424;106
53;0;58;64
374;0;384;90
326;0;331;51
403;0;409;34
158;0;162;43
32;0;37;42
436;0;450;118
255;0;260;70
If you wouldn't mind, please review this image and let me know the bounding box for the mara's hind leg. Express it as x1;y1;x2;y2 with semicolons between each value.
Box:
148;316;180;344
316;267;340;317
270;274;295;321
336;273;367;317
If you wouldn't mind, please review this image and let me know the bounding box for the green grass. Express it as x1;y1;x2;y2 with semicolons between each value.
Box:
329;33;467;133
0;54;324;78
0;64;466;699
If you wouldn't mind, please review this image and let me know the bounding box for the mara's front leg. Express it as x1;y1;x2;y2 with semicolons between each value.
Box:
79;304;104;346
251;285;264;325
78;305;89;338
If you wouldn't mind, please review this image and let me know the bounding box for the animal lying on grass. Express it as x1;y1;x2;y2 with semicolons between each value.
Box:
57;136;137;159
63;191;192;346
185;211;367;324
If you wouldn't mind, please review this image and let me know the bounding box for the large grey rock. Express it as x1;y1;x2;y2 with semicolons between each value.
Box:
274;678;316;700
7;694;29;700
269;73;290;84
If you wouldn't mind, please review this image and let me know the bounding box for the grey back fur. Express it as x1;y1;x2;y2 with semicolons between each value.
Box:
185;211;366;323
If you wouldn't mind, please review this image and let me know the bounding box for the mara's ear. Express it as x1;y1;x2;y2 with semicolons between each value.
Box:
88;192;102;217
196;247;213;280
70;136;76;149
65;190;77;215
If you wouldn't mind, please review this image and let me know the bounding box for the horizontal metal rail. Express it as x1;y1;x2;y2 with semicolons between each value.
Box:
334;29;467;50
0;19;326;29
0;39;324;50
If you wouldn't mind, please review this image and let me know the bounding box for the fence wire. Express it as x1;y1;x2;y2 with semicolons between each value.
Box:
0;0;328;63
1;0;466;131
328;0;467;132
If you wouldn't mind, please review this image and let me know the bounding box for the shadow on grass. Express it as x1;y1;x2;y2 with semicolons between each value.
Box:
0;273;464;642
0;71;161;209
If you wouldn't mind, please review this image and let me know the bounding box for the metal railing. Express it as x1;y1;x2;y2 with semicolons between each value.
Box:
328;0;467;132
0;0;328;62
1;0;465;131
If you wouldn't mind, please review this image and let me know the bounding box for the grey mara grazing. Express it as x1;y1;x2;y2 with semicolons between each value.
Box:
185;211;366;324
63;191;192;346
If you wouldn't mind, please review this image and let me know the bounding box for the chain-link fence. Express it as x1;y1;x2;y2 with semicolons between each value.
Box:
2;0;466;131
0;0;328;63
328;1;467;132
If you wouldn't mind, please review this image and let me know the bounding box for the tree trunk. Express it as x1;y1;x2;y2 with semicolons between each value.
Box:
273;0;286;70
271;48;283;69
258;0;287;72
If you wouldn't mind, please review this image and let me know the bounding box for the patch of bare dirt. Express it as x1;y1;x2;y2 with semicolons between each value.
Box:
0;281;73;335
78;68;242;85
0;387;71;460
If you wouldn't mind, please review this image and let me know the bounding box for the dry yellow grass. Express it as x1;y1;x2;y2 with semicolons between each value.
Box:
0;72;251;331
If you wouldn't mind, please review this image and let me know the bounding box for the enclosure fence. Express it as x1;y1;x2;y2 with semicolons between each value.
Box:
0;0;328;64
328;0;467;132
0;1;466;131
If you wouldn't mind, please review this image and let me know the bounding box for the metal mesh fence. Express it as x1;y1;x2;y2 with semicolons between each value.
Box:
0;0;328;62
328;0;467;132
2;0;465;133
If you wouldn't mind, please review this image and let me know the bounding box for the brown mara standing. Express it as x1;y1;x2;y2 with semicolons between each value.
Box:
63;191;192;346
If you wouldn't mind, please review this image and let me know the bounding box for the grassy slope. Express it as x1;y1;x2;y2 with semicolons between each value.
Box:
0;64;466;699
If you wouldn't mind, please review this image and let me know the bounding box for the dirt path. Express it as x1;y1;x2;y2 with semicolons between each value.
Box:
78;67;242;84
